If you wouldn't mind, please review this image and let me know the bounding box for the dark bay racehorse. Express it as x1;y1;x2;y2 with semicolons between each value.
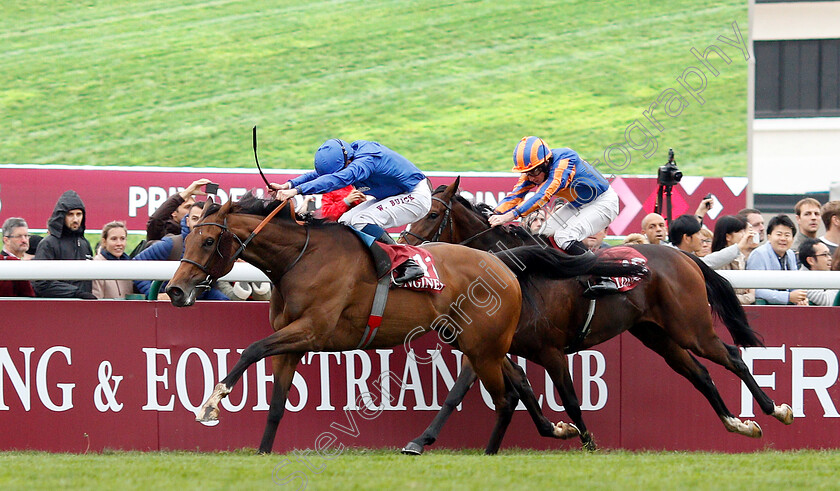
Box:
166;193;637;454
399;178;793;453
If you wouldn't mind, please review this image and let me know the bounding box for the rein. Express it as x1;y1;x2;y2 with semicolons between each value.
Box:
180;200;309;288
400;194;496;246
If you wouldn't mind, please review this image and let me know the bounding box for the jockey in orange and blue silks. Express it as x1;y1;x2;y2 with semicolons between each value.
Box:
488;136;619;255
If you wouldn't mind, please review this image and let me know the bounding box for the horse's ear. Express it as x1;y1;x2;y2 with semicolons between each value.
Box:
216;199;234;218
442;176;461;200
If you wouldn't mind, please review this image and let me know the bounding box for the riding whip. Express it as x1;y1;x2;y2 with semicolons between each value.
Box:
252;126;272;189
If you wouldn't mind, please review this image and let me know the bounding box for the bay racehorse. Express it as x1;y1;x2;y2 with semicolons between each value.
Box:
398;178;793;454
165;192;639;454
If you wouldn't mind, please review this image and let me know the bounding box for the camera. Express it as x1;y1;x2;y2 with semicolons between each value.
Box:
657;149;683;187
204;182;219;194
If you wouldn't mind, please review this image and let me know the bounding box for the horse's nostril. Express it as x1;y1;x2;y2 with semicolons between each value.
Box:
167;286;183;298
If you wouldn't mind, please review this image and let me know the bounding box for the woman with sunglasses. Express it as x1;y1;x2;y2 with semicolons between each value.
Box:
269;139;431;285
488;136;618;255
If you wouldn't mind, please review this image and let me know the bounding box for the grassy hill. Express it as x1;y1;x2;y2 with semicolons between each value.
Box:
1;0;748;176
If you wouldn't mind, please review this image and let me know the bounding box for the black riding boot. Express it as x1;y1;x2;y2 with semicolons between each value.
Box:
564;240;618;295
362;224;424;286
563;239;591;256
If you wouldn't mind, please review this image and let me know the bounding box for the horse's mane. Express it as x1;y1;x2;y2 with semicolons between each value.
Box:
433;185;544;243
203;191;336;228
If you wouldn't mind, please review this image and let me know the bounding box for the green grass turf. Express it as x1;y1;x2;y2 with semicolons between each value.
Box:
1;1;747;177
1;449;837;490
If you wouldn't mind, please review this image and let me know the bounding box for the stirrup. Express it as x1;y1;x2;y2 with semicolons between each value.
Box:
393;259;424;286
582;278;619;298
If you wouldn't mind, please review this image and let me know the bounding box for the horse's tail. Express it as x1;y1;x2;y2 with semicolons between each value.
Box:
682;252;764;347
493;245;647;281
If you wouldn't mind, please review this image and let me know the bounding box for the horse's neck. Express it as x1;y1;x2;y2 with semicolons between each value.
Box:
235;218;371;285
233;217;309;281
478;228;532;251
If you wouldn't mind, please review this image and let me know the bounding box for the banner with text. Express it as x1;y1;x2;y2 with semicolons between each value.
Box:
0;165;747;235
1;301;837;453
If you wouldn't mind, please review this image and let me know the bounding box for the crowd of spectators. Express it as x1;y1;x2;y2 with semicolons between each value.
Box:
0;180;274;301
3;183;840;306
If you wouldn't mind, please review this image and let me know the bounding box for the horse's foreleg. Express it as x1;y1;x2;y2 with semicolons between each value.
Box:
630;324;763;438
541;351;593;450
258;353;304;454
197;319;314;424
401;362;478;456
503;358;577;442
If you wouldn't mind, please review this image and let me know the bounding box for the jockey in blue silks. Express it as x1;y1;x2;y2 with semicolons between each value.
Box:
489;136;619;255
269;139;431;285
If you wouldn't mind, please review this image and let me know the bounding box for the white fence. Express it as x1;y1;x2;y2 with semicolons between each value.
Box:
0;261;269;282
2;261;840;289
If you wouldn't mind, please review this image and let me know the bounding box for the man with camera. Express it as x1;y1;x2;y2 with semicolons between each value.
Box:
489;136;618;256
146;178;215;241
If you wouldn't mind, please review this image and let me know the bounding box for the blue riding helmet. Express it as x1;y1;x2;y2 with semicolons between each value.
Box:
314;139;354;176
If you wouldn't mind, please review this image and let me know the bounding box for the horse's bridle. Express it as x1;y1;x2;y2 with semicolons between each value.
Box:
400;194;496;246
180;208;310;290
400;196;453;244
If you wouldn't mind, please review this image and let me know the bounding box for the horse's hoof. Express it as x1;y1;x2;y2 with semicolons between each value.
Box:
401;442;424;455
195;405;219;423
746;420;763;438
774;404;794;425
553;421;580;440
581;432;597;452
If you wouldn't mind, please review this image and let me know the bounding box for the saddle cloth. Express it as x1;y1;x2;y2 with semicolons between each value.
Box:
546;237;647;293
594;246;647;292
378;244;446;292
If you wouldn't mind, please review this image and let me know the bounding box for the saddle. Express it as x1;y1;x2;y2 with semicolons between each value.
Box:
546;238;647;297
349;228;444;291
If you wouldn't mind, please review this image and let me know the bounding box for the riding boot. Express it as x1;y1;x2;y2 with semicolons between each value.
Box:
359;224;424;285
393;259;425;286
369;228;424;285
564;240;619;295
359;224;395;278
563;239;592;256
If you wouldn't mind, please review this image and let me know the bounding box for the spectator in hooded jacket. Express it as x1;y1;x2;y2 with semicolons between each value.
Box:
32;190;96;299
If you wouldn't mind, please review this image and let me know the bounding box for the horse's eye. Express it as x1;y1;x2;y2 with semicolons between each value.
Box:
203;237;215;247
428;213;439;219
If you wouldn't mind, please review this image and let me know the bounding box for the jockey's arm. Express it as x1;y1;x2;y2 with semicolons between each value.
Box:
494;175;532;216
295;159;372;196
511;162;568;217
287;170;319;189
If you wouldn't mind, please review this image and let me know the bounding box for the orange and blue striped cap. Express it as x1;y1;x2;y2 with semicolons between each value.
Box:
512;136;552;173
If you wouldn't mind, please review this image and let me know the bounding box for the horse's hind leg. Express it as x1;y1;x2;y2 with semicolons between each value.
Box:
630;323;763;438
258;353;303;454
690;333;793;426
401;361;478;455
483;374;520;455
468;357;515;455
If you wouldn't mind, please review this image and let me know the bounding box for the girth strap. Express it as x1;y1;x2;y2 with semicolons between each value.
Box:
356;275;391;349
565;299;597;354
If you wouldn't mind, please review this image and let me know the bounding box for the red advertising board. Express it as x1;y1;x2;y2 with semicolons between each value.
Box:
1;301;837;453
0;165;746;235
